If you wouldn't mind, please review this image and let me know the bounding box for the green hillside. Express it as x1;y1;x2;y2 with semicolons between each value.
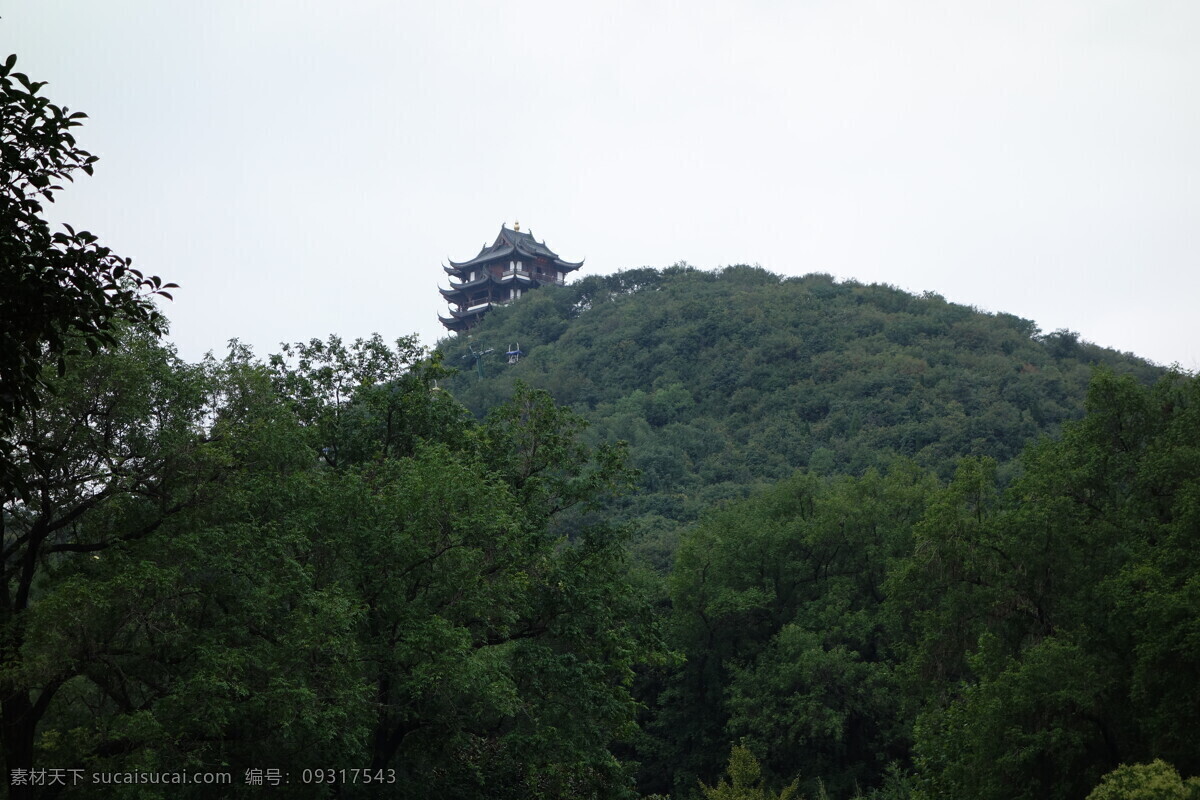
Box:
437;265;1160;547
432;269;1200;799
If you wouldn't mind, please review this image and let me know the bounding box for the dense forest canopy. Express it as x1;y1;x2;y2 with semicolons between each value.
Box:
4;57;1199;800
436;266;1162;562
2;332;662;799
650;369;1200;798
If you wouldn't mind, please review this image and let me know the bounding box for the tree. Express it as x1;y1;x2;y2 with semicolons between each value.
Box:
905;370;1200;799
267;333;469;467
654;465;935;797
699;746;801;800
5;330;662;798
1086;760;1200;800
264;351;660;797
0;329;225;792
1;54;174;495
437;264;1159;536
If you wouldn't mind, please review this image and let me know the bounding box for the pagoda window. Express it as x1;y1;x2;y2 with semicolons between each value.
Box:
469;271;476;282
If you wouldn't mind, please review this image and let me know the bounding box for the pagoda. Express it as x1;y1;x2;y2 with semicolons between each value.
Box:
439;223;583;332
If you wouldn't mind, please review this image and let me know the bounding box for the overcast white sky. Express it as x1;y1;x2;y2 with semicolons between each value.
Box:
6;1;1199;370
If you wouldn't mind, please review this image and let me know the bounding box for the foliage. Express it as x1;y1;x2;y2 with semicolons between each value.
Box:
3;329;662;798
0;55;175;495
2;332;370;795
903;371;1200;799
436;266;1160;540
433;267;1191;798
699;746;801;800
652;465;936;797
1086;760;1200;800
267;333;467;466
626;366;1198;799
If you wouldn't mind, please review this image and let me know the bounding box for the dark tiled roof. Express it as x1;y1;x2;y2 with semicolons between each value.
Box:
447;225;584;271
447;304;487;318
438;313;474;332
442;273;490;292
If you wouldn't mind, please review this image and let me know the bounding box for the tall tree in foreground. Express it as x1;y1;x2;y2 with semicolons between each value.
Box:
269;341;658;797
1;330;228;793
655;464;936;798
905;370;1200;800
7;332;660;798
0;54;175;496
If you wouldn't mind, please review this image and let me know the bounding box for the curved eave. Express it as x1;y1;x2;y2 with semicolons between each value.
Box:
446;304;490;319
446;242;491;270
448;244;516;269
445;274;492;291
438;314;472;332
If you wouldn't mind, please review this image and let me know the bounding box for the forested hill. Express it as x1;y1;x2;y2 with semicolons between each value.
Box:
437;265;1160;539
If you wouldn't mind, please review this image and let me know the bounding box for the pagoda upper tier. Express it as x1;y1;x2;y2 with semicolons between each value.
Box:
438;224;583;333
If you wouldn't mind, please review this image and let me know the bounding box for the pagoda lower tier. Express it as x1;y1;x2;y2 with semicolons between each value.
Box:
438;271;537;331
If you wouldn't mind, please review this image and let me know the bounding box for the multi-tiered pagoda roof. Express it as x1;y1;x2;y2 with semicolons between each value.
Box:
438;224;583;332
